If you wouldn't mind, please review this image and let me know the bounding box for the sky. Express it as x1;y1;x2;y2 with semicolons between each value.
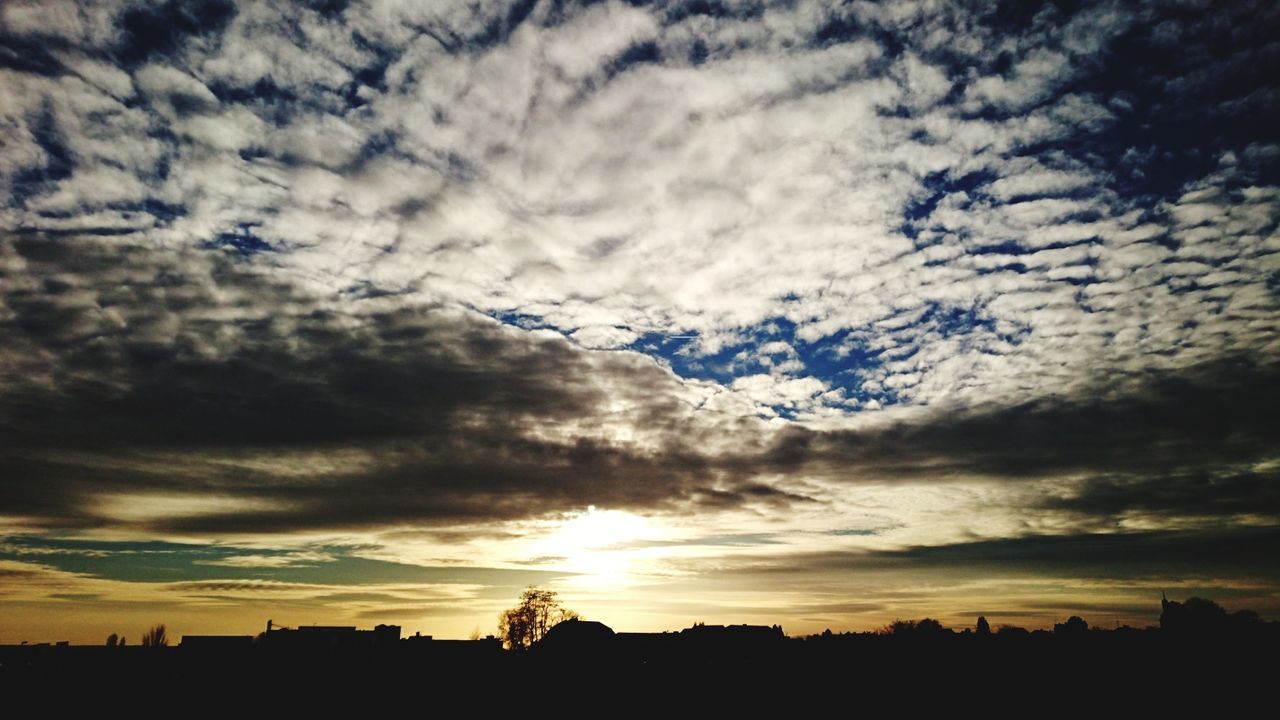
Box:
1;0;1278;643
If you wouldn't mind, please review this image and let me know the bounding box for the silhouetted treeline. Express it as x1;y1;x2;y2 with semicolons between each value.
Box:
2;597;1276;702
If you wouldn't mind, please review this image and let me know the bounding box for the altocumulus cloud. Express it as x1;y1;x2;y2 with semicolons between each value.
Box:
0;0;1278;629
0;237;803;533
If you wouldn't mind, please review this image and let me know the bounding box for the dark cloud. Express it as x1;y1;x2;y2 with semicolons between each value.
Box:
145;440;730;534
3;235;1278;535
881;526;1280;577
729;526;1280;581
762;354;1280;485
1;238;600;448
58;377;1280;533
1041;470;1280;519
0;236;794;532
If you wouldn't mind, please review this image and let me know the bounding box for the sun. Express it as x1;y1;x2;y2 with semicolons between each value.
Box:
533;506;652;587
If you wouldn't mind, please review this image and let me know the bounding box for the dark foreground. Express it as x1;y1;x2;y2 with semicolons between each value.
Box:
3;626;1277;709
4;598;1278;707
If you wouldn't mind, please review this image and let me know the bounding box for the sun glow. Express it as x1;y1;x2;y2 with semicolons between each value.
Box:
532;506;656;588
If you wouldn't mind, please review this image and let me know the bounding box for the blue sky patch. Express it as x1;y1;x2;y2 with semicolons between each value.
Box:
201;223;273;256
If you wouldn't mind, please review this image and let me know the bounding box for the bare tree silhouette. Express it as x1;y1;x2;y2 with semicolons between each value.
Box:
498;586;579;651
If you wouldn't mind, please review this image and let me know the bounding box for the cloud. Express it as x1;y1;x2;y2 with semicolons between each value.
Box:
0;0;1277;632
1040;469;1280;520
2;1;1274;418
784;354;1280;482
6;233;1268;540
0;235;808;534
195;550;336;568
731;526;1280;581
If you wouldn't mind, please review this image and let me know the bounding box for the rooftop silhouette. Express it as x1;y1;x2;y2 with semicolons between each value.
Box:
2;596;1275;693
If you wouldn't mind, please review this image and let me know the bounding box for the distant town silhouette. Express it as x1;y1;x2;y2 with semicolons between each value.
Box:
2;594;1276;698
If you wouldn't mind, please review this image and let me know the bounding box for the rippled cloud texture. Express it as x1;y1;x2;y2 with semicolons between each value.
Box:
1;0;1277;640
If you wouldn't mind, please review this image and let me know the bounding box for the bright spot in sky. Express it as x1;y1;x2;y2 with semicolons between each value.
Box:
532;506;655;588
